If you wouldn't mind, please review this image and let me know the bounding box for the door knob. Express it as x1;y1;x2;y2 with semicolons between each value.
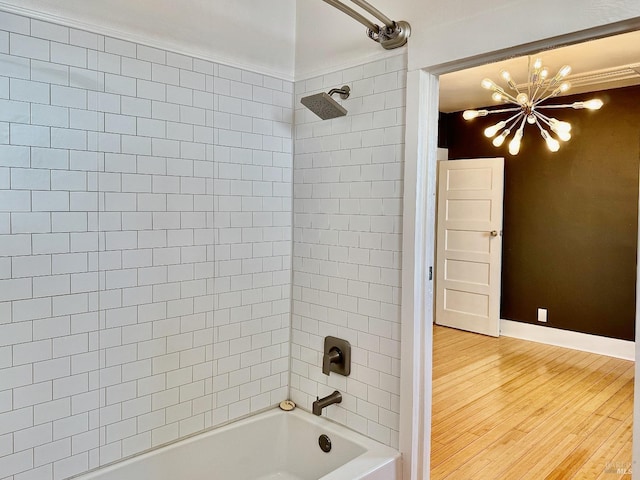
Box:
490;230;498;237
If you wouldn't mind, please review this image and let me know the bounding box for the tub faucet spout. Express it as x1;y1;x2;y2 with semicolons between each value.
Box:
312;390;342;416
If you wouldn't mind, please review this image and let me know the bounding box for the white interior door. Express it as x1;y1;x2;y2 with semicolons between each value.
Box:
435;158;504;337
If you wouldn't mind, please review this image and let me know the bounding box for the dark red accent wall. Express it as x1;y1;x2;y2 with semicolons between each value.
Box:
442;85;640;341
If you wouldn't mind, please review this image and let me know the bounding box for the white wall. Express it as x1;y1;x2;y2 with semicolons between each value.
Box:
0;9;292;480
290;53;406;448
0;0;296;80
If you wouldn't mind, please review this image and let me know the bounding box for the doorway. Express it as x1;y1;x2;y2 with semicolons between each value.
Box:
431;35;639;477
398;20;640;480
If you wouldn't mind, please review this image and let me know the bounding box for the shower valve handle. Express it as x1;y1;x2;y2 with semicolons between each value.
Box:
322;348;342;375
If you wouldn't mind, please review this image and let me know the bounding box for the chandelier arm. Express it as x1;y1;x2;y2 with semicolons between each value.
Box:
506;112;525;131
503;111;525;125
533;116;550;136
536;104;574;109
534;110;552;123
516;114;527;132
533;89;564;106
533;111;551;128
532;81;554;104
531;82;546;103
484;107;522;115
498;90;522;105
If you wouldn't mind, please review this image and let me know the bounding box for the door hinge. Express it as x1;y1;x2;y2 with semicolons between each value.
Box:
429;266;433;281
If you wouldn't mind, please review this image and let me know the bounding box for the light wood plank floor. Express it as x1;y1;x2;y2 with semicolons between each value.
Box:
431;325;634;480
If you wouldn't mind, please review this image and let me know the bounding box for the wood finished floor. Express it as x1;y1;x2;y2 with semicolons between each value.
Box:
431;325;634;480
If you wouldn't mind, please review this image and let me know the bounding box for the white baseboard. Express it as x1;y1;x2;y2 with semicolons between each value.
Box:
500;319;635;361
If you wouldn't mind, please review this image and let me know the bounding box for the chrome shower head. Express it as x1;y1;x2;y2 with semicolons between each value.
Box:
301;85;351;120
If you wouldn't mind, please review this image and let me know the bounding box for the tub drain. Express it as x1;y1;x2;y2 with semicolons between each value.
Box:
318;434;332;453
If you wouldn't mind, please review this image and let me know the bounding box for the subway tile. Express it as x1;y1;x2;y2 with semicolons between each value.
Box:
69;66;103;91
10;32;50;61
10;123;51;148
0;51;30;79
0;10;30;34
54;452;88;480
0;98;30;123
0;233;32;256
0;278;32;302
0;363;32;390
121;57;151;80
104;37;136;58
95;51;121;74
11;78;50;104
51;41;87;68
105;73;137;96
12;298;52;323
34;437;71;468
69;29;99;49
0;448;33;476
51;127;87;150
33;58;70;88
32;103;70;128
13;381;53;409
121;96;152;117
137;45;165;64
152;63;180;86
32;191;70;212
167;52;192;70
32;20;69;43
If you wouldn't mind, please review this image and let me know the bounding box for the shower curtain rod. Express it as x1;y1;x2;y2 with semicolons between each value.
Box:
321;0;411;50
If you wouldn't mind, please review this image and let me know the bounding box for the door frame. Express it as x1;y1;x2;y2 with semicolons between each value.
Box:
398;20;640;480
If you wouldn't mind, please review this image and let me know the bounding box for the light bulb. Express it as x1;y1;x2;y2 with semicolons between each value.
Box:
571;99;604;110
484;121;506;138
527;114;536;124
509;129;523;155
516;93;529;105
557;65;572;78
584;99;603;110
500;70;517;90
549;118;571;132
550;82;570;97
539;68;549;80
492;92;503;102
551;128;572;141
481;78;496;90
533;58;543;70
492;129;510;147
541;130;560;152
463;110;489;120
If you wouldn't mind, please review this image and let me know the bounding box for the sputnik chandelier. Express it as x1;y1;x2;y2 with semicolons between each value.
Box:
463;58;603;155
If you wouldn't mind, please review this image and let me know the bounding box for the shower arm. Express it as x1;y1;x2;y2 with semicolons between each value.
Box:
321;0;411;49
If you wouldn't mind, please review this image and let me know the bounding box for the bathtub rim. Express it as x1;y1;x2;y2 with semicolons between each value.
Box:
71;406;400;480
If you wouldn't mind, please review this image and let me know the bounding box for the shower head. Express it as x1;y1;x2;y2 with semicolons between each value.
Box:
301;85;351;120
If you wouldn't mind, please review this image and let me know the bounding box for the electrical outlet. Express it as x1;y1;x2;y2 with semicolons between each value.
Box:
537;308;547;323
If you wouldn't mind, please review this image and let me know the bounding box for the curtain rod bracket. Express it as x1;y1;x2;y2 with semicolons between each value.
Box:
367;20;411;50
322;0;411;50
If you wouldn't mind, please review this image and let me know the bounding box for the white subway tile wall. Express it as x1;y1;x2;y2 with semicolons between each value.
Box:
290;54;406;448
0;10;292;480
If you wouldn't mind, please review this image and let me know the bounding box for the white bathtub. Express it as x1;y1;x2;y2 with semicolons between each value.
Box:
77;408;401;480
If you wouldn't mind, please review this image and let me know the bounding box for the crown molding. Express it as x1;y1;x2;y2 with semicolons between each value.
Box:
513;63;640;92
0;2;295;82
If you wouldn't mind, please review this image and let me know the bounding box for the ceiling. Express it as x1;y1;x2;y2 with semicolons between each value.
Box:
439;30;640;112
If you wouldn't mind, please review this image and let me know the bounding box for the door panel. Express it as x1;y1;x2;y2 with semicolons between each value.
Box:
436;158;504;337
